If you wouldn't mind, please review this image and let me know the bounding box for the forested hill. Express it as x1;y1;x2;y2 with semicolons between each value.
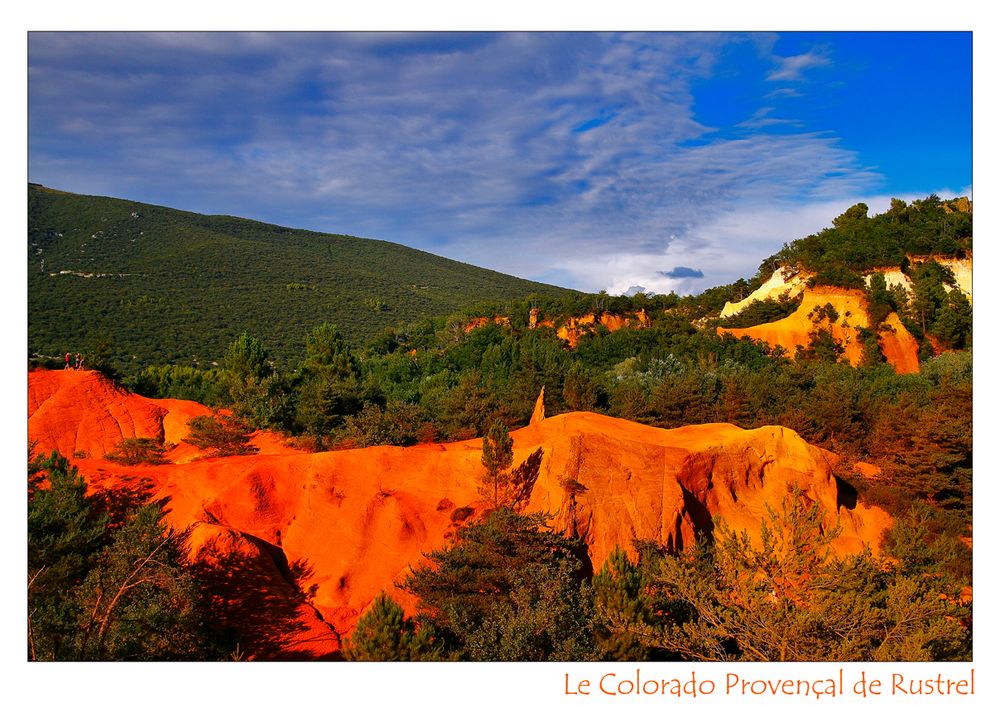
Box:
763;195;972;287
28;184;572;374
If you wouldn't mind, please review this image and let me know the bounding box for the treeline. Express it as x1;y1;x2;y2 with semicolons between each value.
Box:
27;184;570;376
865;260;972;352
769;195;971;283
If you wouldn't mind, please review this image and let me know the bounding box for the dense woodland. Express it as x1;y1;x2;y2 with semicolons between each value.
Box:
771;195;971;284
28;184;569;374
28;195;973;661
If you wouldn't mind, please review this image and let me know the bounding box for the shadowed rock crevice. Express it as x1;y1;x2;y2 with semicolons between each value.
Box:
679;484;715;545
835;475;858;511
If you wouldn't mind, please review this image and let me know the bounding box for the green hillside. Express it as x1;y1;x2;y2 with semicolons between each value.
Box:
766;195;972;286
28;184;572;374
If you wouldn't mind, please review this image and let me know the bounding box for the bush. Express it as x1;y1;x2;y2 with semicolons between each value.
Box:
344;593;440;661
404;508;596;660
182;414;257;457
105;437;167;466
717;292;802;328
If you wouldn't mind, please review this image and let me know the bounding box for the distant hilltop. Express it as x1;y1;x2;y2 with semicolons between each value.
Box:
28;184;573;374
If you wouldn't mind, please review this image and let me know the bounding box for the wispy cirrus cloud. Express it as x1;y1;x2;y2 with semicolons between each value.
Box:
29;32;965;295
767;49;831;81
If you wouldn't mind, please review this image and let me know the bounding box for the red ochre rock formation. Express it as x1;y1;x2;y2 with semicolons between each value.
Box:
718;286;920;374
27;369;299;463
462;314;511;333
556;310;651;347
467;309;652;346
28;371;891;659
28;369;211;460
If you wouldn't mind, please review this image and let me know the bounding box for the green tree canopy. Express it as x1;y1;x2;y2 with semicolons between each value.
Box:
344;593;440;661
608;490;970;661
403;508;596;661
28;452;217;660
223;331;272;381
28;452;108;660
480;419;514;507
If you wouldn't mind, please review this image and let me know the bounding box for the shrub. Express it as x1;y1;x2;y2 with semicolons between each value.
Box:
182;414;257;457
105;437;167;466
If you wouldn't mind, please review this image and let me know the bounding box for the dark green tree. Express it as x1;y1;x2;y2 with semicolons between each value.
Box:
303;322;359;376
562;360;598;411
344;400;426;448
865;272;894;326
403;508;596;661
105;437;168;466
931;289;972;349
592;548;652;660
910;261;951;337
28;452;107;660
344;593;440;661
295;323;362;447
222;332;291;429
183;414;258;457
480;419;514;507
75;505;208;660
223;331;271;381
28;452;217;660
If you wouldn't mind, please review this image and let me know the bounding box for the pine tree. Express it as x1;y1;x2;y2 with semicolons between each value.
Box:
75;505;207;660
28;452;107;660
28;452;218;660
222;332;291;429
480;419;514;507
183;413;258;457
931;289;972;349
613;489;970;661
344;593;439;661
404;508;596;661
295;323;361;447
592;548;651;660
562;361;597;411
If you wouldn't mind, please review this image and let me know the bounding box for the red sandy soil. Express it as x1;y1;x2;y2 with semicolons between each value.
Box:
718;286;920;374
28;370;892;660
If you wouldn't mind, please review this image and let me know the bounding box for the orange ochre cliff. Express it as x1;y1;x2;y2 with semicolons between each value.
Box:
465;308;651;347
555;310;651;347
28;370;891;660
718;286;920;374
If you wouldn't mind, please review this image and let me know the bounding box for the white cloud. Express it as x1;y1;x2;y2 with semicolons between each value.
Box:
568;188;972;296
767;49;831;82
28;32;942;296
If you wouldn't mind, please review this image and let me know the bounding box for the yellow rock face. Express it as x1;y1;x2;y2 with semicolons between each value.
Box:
719;286;920;374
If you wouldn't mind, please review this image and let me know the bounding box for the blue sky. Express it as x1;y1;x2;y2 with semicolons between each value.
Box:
28;32;972;294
